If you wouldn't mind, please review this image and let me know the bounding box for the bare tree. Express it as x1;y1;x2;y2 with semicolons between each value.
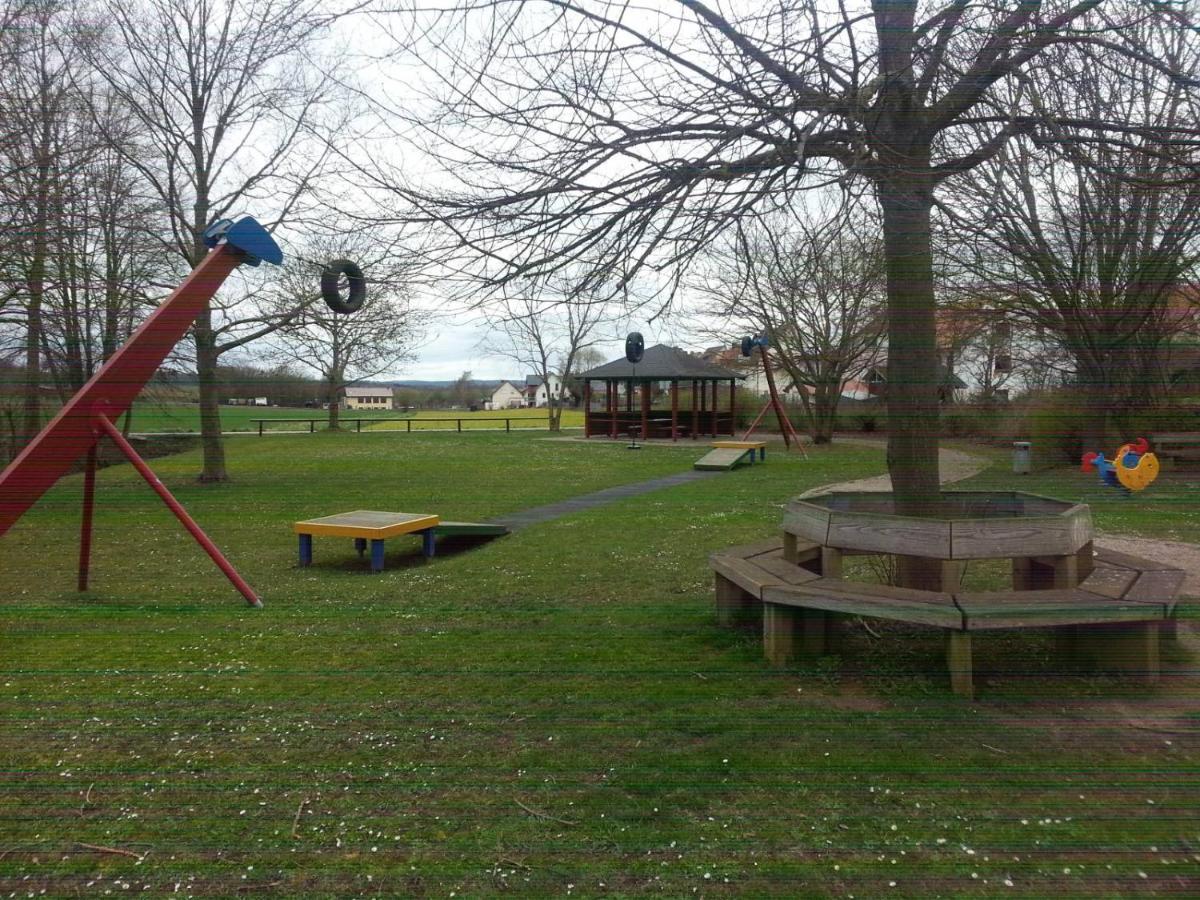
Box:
699;201;885;443
0;0;82;443
373;0;1200;545
486;277;612;430
81;0;357;480
267;238;420;429
948;16;1200;445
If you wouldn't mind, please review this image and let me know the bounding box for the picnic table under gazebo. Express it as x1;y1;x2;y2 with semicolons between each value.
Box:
579;344;744;441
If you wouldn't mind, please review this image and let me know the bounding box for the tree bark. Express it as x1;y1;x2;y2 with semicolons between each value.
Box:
327;376;342;430
878;174;942;518
194;311;228;482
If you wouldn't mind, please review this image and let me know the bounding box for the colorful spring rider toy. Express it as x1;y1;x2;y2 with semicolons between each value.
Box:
1081;437;1159;493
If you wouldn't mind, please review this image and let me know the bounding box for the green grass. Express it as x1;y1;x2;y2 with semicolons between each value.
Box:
125;403;583;434
1;434;1196;895
953;454;1200;542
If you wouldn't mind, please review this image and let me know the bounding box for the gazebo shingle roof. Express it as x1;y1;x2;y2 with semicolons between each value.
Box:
580;344;744;381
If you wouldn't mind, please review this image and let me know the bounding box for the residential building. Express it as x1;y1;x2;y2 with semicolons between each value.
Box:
520;374;574;407
487;381;525;410
340;386;393;410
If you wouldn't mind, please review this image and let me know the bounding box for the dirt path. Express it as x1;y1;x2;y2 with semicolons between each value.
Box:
798;444;991;496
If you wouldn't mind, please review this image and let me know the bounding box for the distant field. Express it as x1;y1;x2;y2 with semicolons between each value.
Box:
125;402;583;433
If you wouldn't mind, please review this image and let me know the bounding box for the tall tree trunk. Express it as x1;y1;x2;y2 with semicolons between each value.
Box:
812;383;837;444
22;123;53;446
327;376;341;429
194;310;228;482
878;175;941;514
878;170;944;591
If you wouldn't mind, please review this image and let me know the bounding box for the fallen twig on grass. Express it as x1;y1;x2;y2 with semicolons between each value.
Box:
857;617;882;639
76;842;145;860
514;798;578;827
291;798;308;838
981;743;1010;755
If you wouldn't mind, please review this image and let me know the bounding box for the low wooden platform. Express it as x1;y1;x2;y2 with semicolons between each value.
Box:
695;447;759;471
709;539;1185;699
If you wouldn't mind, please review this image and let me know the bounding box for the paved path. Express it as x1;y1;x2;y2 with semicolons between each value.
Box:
490;471;720;531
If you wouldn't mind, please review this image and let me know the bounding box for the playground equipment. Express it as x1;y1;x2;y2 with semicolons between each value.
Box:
737;334;807;457
321;259;366;313
625;332;645;449
693;440;766;471
1081;437;1160;493
294;510;509;572
0;217;355;607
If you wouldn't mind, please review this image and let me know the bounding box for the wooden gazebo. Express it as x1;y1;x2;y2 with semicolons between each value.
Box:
580;344;744;441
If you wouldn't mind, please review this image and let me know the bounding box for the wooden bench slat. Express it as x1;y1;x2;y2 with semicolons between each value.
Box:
1125;570;1186;612
1092;546;1180;573
763;581;964;630
711;555;786;598
1079;566;1138;599
752;555;822;586
954;588;1166;630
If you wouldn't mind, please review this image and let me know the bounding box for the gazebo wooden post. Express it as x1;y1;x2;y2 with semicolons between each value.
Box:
699;379;707;437
640;378;650;441
670;379;679;441
607;380;616;439
583;381;591;437
626;379;633;412
711;379;718;437
691;379;699;440
729;379;736;436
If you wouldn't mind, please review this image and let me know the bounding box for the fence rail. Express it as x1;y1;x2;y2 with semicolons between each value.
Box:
249;416;557;436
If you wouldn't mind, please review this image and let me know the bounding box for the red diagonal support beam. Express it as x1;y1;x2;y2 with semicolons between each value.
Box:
0;243;243;535
94;415;260;607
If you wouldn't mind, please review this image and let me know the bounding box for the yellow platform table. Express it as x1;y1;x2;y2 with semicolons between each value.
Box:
294;510;440;572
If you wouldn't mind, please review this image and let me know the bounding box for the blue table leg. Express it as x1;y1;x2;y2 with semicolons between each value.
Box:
760;447;766;461
298;533;313;567
370;539;385;572
422;528;436;558
354;537;367;557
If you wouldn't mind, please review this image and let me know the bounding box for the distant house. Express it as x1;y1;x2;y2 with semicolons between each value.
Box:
520;374;574;408
487;381;525;410
340;386;393;410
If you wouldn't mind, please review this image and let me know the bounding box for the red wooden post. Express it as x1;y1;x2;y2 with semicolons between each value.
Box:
699;380;707;438
95;416;260;607
670;380;679;441
583;381;591;437
711;379;718;437
729;379;737;436
77;444;98;591
640;379;650;441
691;379;698;440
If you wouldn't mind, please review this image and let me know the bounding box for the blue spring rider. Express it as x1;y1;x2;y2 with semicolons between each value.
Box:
1081;437;1159;494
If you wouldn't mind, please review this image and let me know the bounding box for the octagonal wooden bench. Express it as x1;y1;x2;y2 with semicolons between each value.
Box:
710;540;1184;699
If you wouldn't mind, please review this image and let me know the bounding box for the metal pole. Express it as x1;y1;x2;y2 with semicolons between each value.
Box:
95;416;261;607
78;443;97;591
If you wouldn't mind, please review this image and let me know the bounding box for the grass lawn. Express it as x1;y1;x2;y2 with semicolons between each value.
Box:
951;451;1200;543
0;433;1196;895
124;403;583;434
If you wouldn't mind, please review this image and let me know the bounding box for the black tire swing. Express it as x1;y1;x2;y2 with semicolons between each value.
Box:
321;259;366;313
625;331;645;363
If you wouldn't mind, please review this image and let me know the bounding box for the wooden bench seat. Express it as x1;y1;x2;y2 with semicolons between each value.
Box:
709;539;1185;700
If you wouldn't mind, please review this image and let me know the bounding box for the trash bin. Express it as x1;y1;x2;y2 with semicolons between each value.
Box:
1013;441;1032;475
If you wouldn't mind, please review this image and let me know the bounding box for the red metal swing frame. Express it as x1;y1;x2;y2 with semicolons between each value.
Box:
0;224;276;606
